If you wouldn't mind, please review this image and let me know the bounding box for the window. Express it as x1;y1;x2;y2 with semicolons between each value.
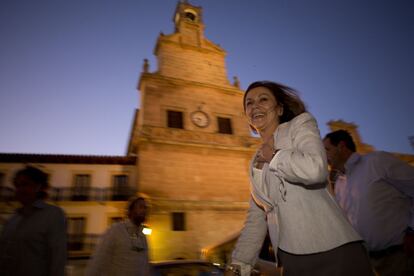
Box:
0;172;4;187
172;212;186;231
217;117;233;134
112;174;129;201
167;110;184;129
185;12;196;22
0;172;6;199
72;174;91;201
68;217;86;251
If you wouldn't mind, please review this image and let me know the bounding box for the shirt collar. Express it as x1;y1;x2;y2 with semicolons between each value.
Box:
344;152;361;173
32;199;47;209
125;219;143;232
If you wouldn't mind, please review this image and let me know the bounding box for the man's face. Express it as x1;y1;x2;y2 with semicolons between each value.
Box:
323;138;342;170
14;174;40;205
129;199;147;226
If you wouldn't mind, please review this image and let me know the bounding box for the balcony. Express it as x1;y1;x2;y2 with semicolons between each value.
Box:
49;187;136;202
1;186;136;202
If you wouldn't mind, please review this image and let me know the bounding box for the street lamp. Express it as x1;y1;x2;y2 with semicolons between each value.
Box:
142;225;152;236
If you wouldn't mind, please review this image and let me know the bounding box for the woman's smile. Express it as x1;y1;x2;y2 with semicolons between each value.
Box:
245;86;280;132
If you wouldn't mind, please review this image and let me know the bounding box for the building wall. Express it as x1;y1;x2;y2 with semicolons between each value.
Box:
138;143;251;202
139;77;249;136
147;207;246;261
156;42;229;86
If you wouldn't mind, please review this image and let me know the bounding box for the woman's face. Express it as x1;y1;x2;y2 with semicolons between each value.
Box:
245;86;282;132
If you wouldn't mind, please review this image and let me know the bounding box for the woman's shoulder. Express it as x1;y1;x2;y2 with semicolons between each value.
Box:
293;112;314;122
274;112;317;142
285;112;315;128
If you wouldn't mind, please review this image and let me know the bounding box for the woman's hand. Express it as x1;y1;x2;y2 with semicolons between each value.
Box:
255;143;277;169
224;264;242;276
224;270;237;276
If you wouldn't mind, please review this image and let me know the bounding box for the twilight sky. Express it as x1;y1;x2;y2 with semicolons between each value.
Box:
0;0;413;155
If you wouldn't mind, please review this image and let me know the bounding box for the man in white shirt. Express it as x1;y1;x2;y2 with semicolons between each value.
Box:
85;197;151;276
323;129;414;276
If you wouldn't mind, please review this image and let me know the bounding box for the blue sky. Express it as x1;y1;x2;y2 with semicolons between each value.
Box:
0;0;413;155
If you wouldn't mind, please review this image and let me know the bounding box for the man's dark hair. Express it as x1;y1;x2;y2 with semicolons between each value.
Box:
324;130;357;152
13;165;49;199
127;197;146;214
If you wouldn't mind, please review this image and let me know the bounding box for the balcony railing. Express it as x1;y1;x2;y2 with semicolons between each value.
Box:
50;187;136;201
0;186;136;202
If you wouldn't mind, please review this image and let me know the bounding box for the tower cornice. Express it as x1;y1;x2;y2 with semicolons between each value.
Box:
136;125;259;151
138;72;242;95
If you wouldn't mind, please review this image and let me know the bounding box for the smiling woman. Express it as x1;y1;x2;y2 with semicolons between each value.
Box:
227;81;375;276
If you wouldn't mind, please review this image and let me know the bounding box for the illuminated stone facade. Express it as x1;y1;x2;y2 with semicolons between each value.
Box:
127;1;259;260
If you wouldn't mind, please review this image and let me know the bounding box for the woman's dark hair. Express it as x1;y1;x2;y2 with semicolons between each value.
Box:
243;81;307;124
13;165;49;199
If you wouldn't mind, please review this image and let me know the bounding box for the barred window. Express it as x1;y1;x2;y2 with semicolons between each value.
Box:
172;212;186;231
0;172;4;187
217;117;233;134
68;217;86;251
72;174;91;201
167;110;184;129
112;174;129;201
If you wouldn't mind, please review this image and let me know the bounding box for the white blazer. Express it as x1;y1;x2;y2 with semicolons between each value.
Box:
232;112;361;266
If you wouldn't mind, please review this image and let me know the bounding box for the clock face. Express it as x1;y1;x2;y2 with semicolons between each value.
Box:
191;111;209;128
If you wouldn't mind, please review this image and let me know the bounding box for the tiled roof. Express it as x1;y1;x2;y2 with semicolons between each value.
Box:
0;153;137;165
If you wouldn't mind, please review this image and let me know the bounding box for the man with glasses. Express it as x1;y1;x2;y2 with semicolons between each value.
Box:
86;197;151;276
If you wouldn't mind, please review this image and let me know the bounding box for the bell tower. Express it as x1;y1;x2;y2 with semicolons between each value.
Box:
152;1;231;86
127;1;259;261
173;1;204;47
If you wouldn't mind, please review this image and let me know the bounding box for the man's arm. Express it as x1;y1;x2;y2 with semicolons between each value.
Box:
379;152;414;255
85;225;116;276
379;152;414;227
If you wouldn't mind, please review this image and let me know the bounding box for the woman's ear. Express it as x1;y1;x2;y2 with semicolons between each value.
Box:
278;105;283;116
